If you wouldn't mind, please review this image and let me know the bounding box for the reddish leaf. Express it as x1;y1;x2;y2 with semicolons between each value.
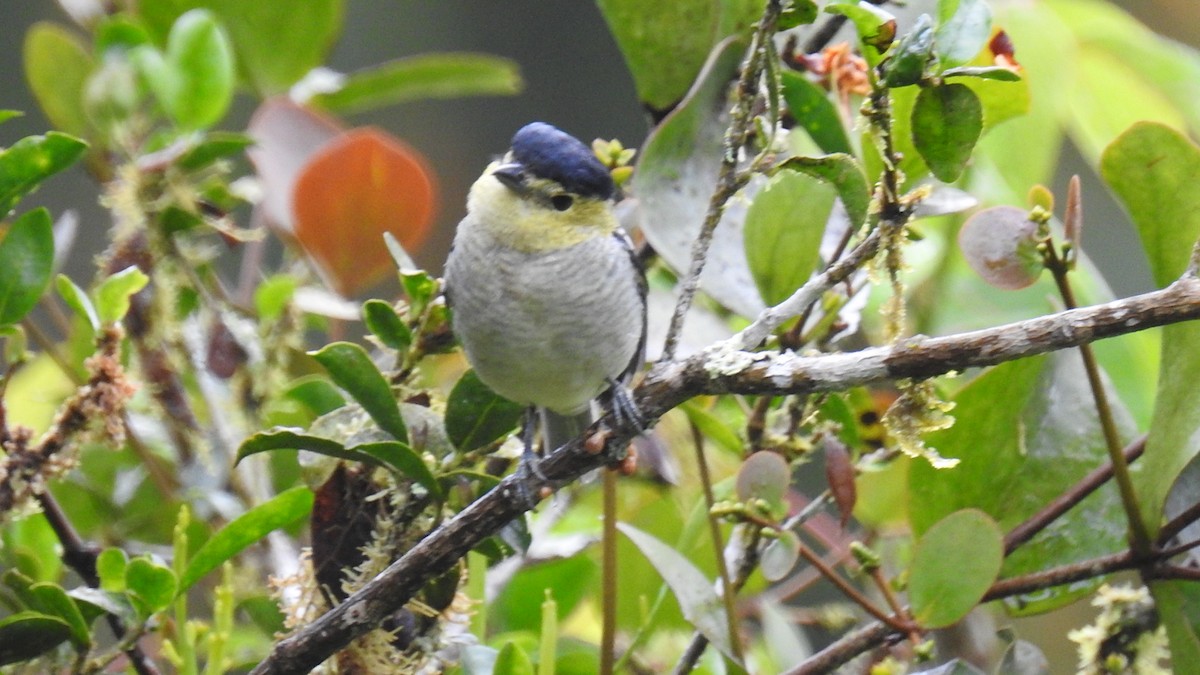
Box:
824;439;857;527
293;129;437;296
246;98;344;236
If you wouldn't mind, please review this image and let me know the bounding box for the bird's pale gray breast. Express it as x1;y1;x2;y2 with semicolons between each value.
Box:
446;223;643;415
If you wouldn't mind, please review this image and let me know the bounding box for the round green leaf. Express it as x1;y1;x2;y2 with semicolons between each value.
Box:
909;509;1003;628
935;0;993;68
125;557;177;615
745;170;834;306
179;486;313;592
736;450;791;515
310;341;408;444
445;369;522;452
162;9;236;129
23;22;94;139
96;548;128;592
911;83;982;182
760;530;801;582
362;299;411;351
0;209;55;327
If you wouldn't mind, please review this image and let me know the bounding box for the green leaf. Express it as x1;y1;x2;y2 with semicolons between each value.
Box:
445;369;523;452
0;111;21;125
777;0;818;30
96;548;128;592
493;640;535;675
254;274;297;321
0;209;55;326
0;612;73;665
29;582;90;648
141;0;343;96
23;23;94;139
1151;581;1200;672
911;83;982;182
744;169;834;306
825;2;897;66
362;299;412;351
354;441;441;498
94;266;149;324
124;557;177;615
179;486;313;592
681;400;744;455
135;9;235;129
177;131;254;170
909;353;1134;614
1102;122;1200;538
776;153;871;228
883;13;935;88
283;376;345;417
942;65;1021;81
491;554;596;634
617;523;735;661
596;0;762;111
0;132;88;215
55;275;99;331
311;53;522;114
909;509;1002;628
934;0;992;68
310;341;408;443
779;70;852;155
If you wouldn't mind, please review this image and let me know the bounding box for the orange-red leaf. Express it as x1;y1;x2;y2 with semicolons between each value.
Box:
292;128;437;296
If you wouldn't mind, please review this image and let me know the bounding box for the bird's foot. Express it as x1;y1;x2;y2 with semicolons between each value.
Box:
513;408;551;509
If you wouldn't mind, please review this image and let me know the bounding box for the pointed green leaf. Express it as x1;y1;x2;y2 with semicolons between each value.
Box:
0;208;55;326
362;299;412;351
909;509;1003;628
493;640;535;675
93;266;149;324
617;523;735;661
310;341;408;443
23;23;93;139
445;369;522;452
179;486;313;592
0;612;72;665
776;153;871;228
56;275;99;331
935;0;992;68
942;65;1021;81
779;70;852;155
912;83;982;182
744;170;834;306
0;133;88;215
312;53;522;114
1102;122;1200;538
29;583;90;648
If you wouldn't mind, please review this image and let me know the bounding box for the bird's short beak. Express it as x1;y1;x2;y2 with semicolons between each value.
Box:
492;162;528;194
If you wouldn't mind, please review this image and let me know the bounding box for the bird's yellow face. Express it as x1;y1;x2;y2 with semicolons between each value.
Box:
466;160;619;253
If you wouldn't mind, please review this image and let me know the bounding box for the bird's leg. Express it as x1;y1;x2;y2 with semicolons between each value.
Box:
513;406;548;508
597;378;647;464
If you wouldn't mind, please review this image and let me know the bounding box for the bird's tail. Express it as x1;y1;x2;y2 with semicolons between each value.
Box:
540;407;594;455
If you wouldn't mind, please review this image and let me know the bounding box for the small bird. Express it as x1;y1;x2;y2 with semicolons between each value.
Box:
445;122;646;489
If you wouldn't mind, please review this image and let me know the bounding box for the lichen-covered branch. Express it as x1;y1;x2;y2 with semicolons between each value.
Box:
250;271;1200;674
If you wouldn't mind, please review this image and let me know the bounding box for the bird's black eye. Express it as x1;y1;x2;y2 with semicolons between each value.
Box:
551;194;574;211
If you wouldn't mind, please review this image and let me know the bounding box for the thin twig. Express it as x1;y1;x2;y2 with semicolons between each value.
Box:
600;469;618;675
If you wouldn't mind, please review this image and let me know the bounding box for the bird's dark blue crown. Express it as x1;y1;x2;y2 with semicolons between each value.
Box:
510;122;615;200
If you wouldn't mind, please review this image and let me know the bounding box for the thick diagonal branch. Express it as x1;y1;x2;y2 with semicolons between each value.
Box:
250;275;1200;674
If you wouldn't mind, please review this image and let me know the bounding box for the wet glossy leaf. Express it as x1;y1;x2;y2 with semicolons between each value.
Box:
445;370;522;452
909;509;1002;628
634;38;765;317
935;0;992;68
909;353;1134;615
23;22;93;139
617;523;735;660
310;341;407;443
28;583;89;648
736;450;789;514
825;1;897;65
776;153;871;229
179;486;313;592
1102;123;1200;538
362;299;411;351
0;612;72;665
0;133;88;215
125;557;177;614
957;206;1042;290
779;71;852;155
293;129;436;296
312;53;522;114
744;169;833;306
912;83;982;182
141;0;344;95
760;530;800;582
0;209;55;326
596;0;760;111
94;266;149;324
883;14;935;88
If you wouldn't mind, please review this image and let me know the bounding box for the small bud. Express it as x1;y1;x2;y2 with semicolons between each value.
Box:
1064;174;1083;256
849;541;881;572
584;430;608;455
